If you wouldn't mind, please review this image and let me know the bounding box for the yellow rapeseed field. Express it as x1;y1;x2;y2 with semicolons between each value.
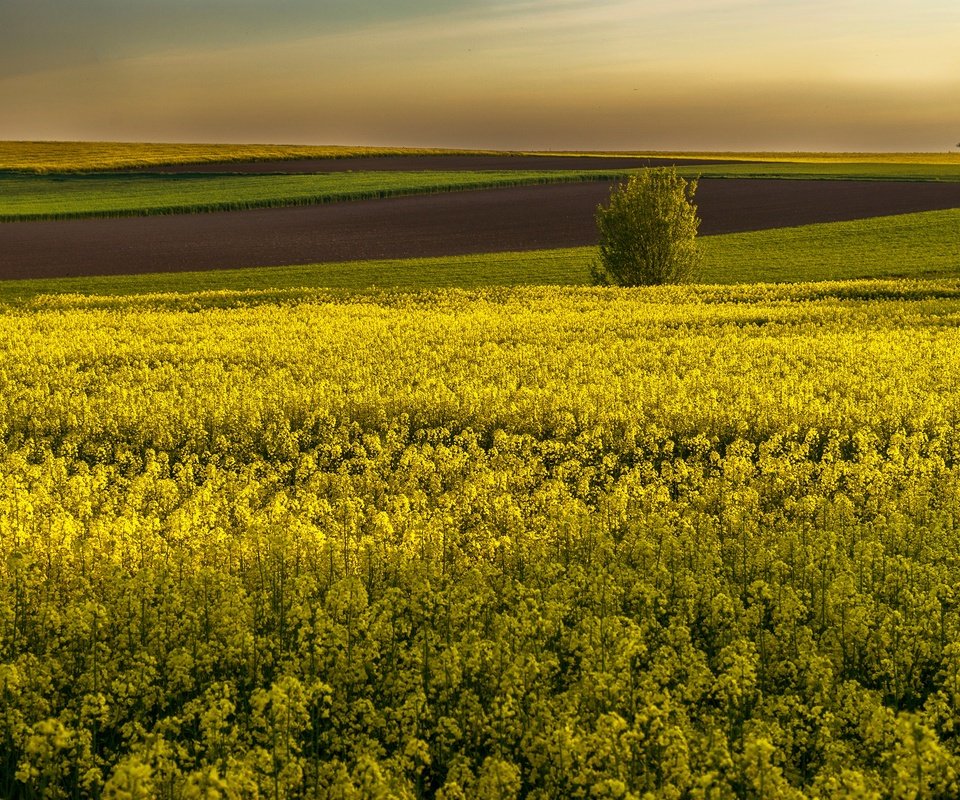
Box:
2;283;960;797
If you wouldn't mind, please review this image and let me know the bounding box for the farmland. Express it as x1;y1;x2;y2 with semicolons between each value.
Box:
0;207;957;304
3;161;960;224
5;179;960;281
537;151;960;166
2;143;960;798
0;170;632;222
5;141;959;174
0;142;509;174
4;282;960;797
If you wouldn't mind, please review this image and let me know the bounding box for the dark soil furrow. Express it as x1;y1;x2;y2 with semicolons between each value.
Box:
3;179;960;281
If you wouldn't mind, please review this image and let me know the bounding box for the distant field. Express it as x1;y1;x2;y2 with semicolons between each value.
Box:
0;170;629;221
3;141;959;174
552;150;960;166
2;208;957;304
678;162;960;181
0;141;506;173
4;163;960;222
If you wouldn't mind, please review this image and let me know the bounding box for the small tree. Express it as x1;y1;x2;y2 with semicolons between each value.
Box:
592;167;702;286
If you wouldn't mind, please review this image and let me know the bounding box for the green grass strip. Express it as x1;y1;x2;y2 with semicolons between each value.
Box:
700;208;960;283
4;162;960;223
0;170;629;221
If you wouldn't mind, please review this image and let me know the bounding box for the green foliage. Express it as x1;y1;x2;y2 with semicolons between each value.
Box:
593;168;702;285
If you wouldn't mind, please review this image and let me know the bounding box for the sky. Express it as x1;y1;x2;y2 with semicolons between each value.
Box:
1;0;958;151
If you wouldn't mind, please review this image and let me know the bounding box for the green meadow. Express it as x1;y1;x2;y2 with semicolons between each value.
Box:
3;162;960;222
0;170;627;221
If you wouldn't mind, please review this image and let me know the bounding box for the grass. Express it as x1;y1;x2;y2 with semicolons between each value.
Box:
701;208;960;283
0;169;630;221
4;162;960;222
1;208;957;306
0;141;509;173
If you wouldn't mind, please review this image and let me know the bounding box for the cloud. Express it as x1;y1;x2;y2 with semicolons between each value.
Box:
0;0;469;78
1;0;957;149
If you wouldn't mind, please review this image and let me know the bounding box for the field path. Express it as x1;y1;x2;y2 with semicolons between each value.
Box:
3;178;960;280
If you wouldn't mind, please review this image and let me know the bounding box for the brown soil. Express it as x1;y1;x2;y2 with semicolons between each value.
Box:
2;179;960;281
123;155;738;174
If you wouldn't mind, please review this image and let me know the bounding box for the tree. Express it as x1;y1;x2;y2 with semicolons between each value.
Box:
592;167;702;286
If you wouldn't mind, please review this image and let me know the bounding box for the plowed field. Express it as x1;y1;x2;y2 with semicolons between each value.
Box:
3;178;960;280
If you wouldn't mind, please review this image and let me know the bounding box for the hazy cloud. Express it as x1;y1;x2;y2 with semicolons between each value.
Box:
1;0;957;149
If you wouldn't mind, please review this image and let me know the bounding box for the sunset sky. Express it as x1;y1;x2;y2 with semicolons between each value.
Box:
2;0;958;151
